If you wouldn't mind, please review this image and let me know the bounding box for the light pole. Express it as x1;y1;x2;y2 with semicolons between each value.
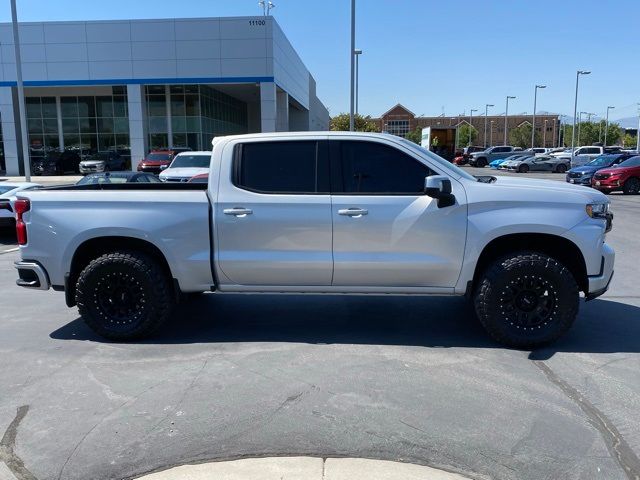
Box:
604;105;615;146
504;96;515;145
484;104;494;147
10;0;31;180
469;108;478;146
636;104;640;153
578;111;588;146
571;70;590;165
543;120;548;147
349;0;355;131
531;85;546;148
354;49;362;116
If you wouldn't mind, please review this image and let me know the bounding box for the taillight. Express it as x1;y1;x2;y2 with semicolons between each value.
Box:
14;198;30;245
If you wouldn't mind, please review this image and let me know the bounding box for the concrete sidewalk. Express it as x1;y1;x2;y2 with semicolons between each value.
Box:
0;175;80;185
135;457;477;480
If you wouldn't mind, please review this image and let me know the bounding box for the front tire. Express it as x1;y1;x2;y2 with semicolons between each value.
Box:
75;251;175;340
474;252;579;349
622;177;640;195
518;164;529;173
476;157;488;168
555;163;567;174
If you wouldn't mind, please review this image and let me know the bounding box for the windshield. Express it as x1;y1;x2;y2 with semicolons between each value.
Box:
588;155;620;167
169;154;210;169
77;173;133;185
146;153;171;161
0;186;17;195
397;138;477;181
85;153;110;162
616;156;640;168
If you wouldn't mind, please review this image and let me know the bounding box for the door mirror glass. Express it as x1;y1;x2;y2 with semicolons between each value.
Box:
424;175;452;196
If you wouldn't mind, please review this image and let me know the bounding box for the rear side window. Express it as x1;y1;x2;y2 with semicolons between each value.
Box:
332;141;430;194
235;141;325;194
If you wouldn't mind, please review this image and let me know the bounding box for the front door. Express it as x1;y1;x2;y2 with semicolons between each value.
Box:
330;139;467;288
216;139;333;287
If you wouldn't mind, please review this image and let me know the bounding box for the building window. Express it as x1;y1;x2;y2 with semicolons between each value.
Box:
145;84;248;151
385;120;410;138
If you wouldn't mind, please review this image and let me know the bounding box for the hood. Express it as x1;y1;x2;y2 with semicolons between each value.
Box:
569;165;602;173
159;167;209;178
80;160;105;166
491;175;607;202
596;166;628;175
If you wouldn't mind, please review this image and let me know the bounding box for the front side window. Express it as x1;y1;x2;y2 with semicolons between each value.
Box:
618;156;640;168
235;141;319;194
333;141;430;194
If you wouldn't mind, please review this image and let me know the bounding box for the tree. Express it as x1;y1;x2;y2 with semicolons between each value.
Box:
330;113;379;132
623;134;637;148
405;126;422;144
456;124;477;148
509;123;540;148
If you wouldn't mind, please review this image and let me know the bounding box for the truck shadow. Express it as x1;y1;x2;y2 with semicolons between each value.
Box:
50;295;640;358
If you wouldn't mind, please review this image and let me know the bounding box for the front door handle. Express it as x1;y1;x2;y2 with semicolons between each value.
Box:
338;208;368;217
223;207;253;217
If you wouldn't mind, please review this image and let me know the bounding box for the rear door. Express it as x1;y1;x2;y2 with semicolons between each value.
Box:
215;139;333;287
329;139;467;288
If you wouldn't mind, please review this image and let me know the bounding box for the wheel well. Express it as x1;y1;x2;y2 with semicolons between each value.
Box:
67;236;174;306
472;233;588;293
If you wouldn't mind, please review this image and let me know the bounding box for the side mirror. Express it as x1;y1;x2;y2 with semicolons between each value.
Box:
424;176;456;208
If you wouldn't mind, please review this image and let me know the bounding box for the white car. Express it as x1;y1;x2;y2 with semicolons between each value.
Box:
0;182;41;226
159;151;211;182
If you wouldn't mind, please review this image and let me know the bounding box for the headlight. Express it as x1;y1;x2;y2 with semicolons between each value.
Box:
586;202;610;218
160;164;168;170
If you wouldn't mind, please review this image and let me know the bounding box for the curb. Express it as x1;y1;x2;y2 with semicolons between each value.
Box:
135;456;474;480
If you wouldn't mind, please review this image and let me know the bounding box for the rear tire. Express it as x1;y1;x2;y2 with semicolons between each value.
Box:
75;251;175;340
622;177;640;195
474;252;579;349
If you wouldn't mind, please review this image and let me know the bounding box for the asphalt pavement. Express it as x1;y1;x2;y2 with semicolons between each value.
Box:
1;169;639;480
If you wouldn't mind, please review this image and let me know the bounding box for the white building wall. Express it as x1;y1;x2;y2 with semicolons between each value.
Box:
126;84;148;170
0;87;19;175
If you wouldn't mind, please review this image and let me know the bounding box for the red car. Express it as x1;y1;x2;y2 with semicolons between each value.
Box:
136;148;191;174
591;155;640;194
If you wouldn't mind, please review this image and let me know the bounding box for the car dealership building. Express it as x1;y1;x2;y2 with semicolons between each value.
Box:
0;16;330;175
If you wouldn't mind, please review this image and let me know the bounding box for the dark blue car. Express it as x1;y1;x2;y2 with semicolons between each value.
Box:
566;153;633;186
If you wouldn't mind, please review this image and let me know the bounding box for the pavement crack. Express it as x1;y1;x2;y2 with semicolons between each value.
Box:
0;405;38;480
534;360;640;480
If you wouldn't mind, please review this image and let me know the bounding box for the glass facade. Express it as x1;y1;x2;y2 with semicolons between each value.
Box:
25;86;130;165
145;84;248;151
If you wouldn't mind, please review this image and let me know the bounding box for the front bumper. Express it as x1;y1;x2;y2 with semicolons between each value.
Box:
586;243;615;300
566;176;592;185
14;260;50;290
138;165;163;174
79;165;105;174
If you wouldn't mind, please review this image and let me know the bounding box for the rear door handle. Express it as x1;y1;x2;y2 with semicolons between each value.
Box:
338;208;368;217
223;207;253;217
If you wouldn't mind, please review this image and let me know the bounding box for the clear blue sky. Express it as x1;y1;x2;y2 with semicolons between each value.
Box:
1;0;639;121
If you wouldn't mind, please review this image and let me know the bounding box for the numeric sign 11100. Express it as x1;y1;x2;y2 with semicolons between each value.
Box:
249;20;266;26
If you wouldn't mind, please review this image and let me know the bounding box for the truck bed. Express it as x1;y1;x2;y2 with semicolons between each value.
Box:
41;182;208;191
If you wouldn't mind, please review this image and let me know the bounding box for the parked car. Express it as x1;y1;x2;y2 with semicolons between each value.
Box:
490;154;527;169
0;182;40;226
498;155;535;170
508;155;570;173
591;155;640;194
14;132;614;349
32;150;82;175
468;146;520;167
76;172;162;185
566;153;634;186
159;151;211;182
551;145;623;168
136;148;192;174
79;152;126;174
188;173;209;183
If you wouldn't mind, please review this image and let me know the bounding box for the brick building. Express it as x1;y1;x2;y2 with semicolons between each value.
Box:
372;104;561;148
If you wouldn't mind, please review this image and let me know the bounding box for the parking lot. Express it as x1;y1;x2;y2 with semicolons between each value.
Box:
1;169;639;480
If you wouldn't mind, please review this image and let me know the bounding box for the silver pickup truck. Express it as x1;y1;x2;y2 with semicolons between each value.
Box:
468;146;523;167
14;132;614;348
